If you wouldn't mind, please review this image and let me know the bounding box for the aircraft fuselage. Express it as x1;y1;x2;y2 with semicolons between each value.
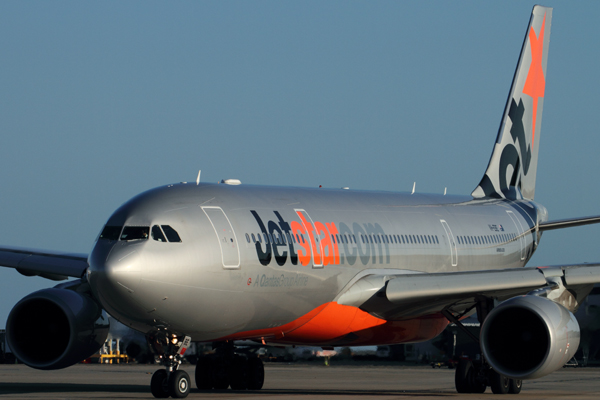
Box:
87;182;546;346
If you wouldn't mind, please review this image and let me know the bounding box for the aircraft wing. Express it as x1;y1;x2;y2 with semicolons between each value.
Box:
0;245;88;281
336;264;600;320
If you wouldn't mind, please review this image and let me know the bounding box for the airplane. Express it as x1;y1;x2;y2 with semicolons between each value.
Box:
2;4;600;398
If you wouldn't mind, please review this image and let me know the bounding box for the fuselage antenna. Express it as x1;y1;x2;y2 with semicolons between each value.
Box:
196;170;201;185
411;182;416;195
444;187;447;195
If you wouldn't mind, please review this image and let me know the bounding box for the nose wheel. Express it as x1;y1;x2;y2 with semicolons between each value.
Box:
147;330;193;398
150;369;191;398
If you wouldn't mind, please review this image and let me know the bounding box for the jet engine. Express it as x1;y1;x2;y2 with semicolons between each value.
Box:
480;295;579;380
6;288;109;370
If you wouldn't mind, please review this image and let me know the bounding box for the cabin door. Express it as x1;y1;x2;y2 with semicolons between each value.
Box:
440;220;458;267
201;206;240;269
506;210;526;261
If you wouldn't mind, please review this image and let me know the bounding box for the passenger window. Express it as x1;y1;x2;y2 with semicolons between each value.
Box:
100;225;122;241
258;233;262;243
251;233;256;242
152;225;167;242
161;225;182;242
345;234;349;243
121;226;150;241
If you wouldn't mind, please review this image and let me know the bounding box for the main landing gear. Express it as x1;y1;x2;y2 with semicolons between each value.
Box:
148;330;192;398
454;359;522;394
443;301;522;395
195;341;265;391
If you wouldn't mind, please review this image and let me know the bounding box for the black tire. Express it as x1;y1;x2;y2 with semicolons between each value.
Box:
509;379;522;394
230;356;249;390
169;370;191;398
150;369;169;398
455;360;472;393
213;357;230;390
490;370;510;394
247;357;264;390
195;357;213;390
455;360;485;394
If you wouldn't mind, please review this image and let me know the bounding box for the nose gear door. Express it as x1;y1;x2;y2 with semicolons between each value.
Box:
201;206;240;269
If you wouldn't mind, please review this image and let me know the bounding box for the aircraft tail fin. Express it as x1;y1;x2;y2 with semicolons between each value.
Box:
472;5;552;201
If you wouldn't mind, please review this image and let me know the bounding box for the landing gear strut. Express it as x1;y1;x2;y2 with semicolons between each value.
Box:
443;300;523;395
195;341;265;391
148;330;192;398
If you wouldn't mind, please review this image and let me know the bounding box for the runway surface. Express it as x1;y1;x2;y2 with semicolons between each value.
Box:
0;362;599;399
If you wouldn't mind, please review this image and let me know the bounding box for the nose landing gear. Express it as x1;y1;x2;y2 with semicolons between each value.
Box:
148;330;192;398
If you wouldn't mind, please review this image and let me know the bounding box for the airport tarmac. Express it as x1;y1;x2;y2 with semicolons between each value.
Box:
0;362;599;399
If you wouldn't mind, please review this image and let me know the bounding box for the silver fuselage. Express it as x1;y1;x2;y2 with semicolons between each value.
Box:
87;182;547;346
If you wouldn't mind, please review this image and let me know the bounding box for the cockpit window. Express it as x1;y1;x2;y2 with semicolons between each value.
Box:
152;225;167;242
99;225;122;241
161;225;181;242
120;226;149;241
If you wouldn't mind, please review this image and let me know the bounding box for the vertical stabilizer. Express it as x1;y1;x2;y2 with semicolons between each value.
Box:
472;6;552;200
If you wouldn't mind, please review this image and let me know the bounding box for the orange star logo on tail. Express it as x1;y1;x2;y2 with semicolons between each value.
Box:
522;13;546;147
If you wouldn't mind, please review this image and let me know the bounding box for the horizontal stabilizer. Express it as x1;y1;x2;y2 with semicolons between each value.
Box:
538;215;600;231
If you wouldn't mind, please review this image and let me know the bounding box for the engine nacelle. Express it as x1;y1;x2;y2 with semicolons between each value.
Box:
6;288;109;370
481;295;579;380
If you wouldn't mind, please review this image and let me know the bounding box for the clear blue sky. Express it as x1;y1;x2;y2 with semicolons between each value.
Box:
0;1;599;326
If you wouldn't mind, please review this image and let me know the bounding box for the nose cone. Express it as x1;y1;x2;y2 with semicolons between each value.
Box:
88;241;142;319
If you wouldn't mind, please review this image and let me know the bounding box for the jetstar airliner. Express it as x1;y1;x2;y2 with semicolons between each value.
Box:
2;5;600;398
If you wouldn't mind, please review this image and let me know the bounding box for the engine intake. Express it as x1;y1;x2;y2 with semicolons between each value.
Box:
481;295;579;380
7;288;109;370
